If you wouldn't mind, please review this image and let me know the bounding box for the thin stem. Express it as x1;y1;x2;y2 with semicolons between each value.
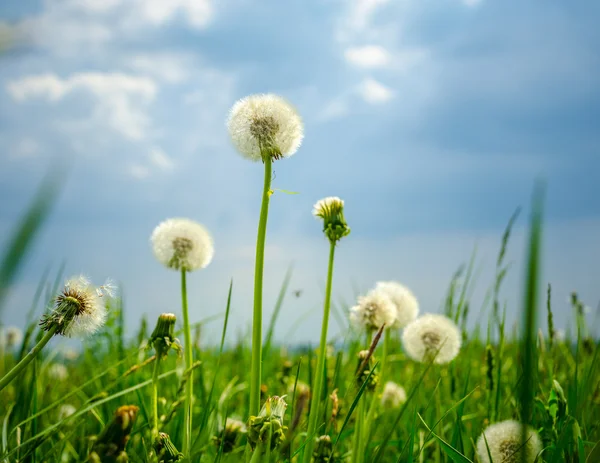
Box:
250;157;273;417
0;326;57;393
380;328;390;387
151;354;162;439
181;269;193;457
303;240;336;463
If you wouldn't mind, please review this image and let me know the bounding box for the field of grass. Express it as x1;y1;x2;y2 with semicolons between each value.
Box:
1;101;599;463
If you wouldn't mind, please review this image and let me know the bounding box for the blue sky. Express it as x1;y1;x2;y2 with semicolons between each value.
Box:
1;0;599;344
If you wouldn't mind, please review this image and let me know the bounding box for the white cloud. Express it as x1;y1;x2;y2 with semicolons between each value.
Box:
344;45;390;68
149;147;175;170
338;0;391;41
358;78;394;103
7;72;157;141
129;53;192;83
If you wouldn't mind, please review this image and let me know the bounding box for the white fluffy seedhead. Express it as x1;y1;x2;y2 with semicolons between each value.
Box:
151;218;214;272
402;314;461;364
375;281;419;328
476;420;542;463
227;93;304;161
349;289;396;331
381;381;407;409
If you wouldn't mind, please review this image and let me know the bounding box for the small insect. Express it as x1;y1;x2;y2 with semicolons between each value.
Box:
292;289;303;298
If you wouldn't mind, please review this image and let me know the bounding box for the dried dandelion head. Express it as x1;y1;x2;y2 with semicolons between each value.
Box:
375;281;419;328
476;420;542;463
40;275;109;338
227;94;304;161
151;218;214;272
402;314;461;364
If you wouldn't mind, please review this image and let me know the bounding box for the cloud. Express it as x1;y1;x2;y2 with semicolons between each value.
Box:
7;72;157;141
128;53;193;83
344;45;390;68
358;78;394;104
149;147;175;170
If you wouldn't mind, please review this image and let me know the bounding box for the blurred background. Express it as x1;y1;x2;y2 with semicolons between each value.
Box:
1;0;599;344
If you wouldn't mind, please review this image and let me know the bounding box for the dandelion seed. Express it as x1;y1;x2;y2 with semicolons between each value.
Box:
476;420;542;463
40;275;108;338
381;381;407;408
313;196;351;243
227;93;304;161
48;363;68;381
402;314;461;364
349;289;396;331
375;281;419;328
151;218;214;272
96;278;117;298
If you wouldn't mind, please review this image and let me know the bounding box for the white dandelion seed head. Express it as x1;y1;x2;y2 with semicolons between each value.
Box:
48;363;69;381
476;420;542;463
381;381;407;409
57;404;77;421
227;93;304;161
375;281;419;328
151;218;214;272
402;314;461;364
0;325;23;349
349;289;396;331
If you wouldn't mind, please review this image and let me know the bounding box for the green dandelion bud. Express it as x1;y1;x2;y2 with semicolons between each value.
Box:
247;396;288;452
149;313;180;358
89;405;139;463
355;350;378;391
313;197;350;244
154;432;183;462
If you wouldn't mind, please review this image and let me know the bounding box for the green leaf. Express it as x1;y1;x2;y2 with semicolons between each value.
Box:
418;414;474;463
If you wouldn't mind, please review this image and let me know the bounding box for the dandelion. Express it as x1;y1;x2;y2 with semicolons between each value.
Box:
151;218;214;272
0;325;23;349
476;420;542;463
58;404;77;421
248;396;288;453
227;94;303;419
0;275;111;393
48;363;68;381
227;93;303;162
213;418;247;453
349;289;396;332
89;405;139;463
402;314;461;364
381;381;407;409
375;281;419;328
304;196;350;462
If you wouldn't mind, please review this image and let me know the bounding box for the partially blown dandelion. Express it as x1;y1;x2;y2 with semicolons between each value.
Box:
375;281;419;328
227;94;303;161
402;314;461;364
151;218;214;272
349;289;396;332
476;420;542;463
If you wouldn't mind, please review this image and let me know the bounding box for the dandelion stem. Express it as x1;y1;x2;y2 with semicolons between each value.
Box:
0;325;57;392
181;268;193;457
151;354;161;439
250;156;273;417
380;328;390;386
303;240;336;463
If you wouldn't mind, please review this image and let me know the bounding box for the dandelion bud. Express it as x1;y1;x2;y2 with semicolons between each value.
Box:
154;432;184;462
247;396;288;452
151;218;214;272
89;405;139;463
374;281;419;328
40;275;108;338
476;420;542;463
149;313;180;358
381;382;407;409
402;314;461;364
212;418;246;453
313;197;350;243
355;350;378;391
349;289;396;332
312;435;334;463
227;94;304;162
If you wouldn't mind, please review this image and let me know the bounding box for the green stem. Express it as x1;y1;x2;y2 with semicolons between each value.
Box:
151;354;161;439
0;326;56;392
250;157;273;417
380;329;390;387
181;269;193;457
351;396;365;463
302;240;336;463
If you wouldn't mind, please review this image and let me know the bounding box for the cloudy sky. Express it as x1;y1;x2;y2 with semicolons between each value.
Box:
1;0;599;345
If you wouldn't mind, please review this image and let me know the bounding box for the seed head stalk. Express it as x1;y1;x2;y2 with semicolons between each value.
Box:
249;156;273;417
151;354;161;439
181;269;193;456
303;240;336;463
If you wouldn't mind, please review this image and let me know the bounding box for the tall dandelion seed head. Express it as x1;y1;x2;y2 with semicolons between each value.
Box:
40;275;108;338
402;314;461;364
476;420;542;463
227;94;304;161
349;289;396;331
151;218;214;272
313;196;351;243
375;281;419;328
381;381;407;409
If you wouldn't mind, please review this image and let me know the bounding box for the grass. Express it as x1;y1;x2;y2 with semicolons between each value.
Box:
0;177;599;462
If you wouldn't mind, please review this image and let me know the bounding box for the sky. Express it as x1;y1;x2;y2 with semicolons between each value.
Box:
1;0;599;346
